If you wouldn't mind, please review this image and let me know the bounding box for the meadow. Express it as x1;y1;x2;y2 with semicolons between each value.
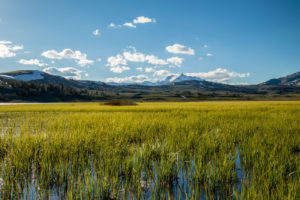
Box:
0;101;299;199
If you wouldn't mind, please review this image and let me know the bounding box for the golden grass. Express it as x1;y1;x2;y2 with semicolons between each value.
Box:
0;101;299;199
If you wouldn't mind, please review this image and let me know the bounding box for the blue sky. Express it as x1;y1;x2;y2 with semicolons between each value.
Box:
0;0;299;84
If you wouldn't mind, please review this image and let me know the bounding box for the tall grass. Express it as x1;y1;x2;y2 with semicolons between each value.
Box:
0;101;299;199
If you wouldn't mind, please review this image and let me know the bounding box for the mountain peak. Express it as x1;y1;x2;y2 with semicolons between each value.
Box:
262;71;300;86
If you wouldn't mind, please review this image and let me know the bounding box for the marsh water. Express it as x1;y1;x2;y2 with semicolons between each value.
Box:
0;144;247;199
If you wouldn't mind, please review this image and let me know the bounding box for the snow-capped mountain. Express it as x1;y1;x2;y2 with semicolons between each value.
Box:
1;70;300;88
109;73;203;86
0;70;106;88
156;73;203;85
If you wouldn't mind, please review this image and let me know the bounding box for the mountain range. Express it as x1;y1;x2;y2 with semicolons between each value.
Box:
1;70;300;87
0;70;299;102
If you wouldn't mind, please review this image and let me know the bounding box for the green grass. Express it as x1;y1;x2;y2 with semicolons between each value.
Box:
0;101;299;199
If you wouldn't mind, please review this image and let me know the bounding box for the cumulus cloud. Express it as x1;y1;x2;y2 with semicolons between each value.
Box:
133;16;156;24
106;54;130;73
123;47;169;66
110;16;156;29
41;48;94;67
77;59;94;67
110;66;130;73
153;69;171;77
166;57;184;67
93;29;99;36
145;55;168;65
145;67;155;73
43;67;83;80
106;74;149;83
18;59;48;67
166;44;195;55
204;44;208;48
106;54;127;67
0;41;13;45
109;47;184;70
0;40;23;58
123;51;146;62
186;68;250;83
136;67;143;72
123;22;136;28
206;53;213;57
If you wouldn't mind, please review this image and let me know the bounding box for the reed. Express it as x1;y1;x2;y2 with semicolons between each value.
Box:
0;101;299;199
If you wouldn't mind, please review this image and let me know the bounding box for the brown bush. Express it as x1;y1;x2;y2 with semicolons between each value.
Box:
104;99;137;106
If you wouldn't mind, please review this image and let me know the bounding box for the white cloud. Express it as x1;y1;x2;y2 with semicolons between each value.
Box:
133;16;156;24
109;47;184;69
106;54;127;67
123;51;146;62
166;57;184;67
93;29;100;36
153;69;171;76
108;23;116;28
18;59;48;67
166;44;195;55
206;53;213;57
123;47;168;65
41;48;94;67
106;54;130;73
110;66;130;73
0;41;12;45
106;74;149;83
145;67;155;73
51;61;55;64
123;22;136;28
228;82;249;85
0;40;23;58
186;68;250;83
76;59;94;67
43;67;83;80
146;55;168;65
204;44;208;48
136;67;143;71
97;58;102;62
110;16;156;29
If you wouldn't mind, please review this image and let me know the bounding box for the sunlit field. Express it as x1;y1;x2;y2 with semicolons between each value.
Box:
0;101;299;199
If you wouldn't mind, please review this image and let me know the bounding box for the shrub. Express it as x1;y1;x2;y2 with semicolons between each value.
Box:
103;99;137;106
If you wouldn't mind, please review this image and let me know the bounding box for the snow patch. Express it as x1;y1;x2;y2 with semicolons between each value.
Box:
0;75;15;80
13;71;44;81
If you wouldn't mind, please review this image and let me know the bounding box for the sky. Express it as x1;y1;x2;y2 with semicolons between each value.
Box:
0;0;300;84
